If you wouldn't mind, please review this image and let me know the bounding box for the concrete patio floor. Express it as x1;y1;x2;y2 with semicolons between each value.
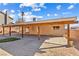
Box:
0;34;79;56
0;48;12;56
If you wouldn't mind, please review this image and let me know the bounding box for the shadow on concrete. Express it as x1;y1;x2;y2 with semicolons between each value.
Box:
0;34;49;56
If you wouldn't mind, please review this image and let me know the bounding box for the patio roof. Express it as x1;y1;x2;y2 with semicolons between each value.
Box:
2;17;78;27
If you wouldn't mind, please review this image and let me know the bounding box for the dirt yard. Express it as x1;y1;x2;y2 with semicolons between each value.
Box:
34;37;79;56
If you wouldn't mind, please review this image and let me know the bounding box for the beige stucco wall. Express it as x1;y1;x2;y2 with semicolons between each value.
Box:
0;13;4;25
3;24;64;36
69;30;79;40
0;13;12;25
7;17;12;24
1;25;79;39
27;24;65;36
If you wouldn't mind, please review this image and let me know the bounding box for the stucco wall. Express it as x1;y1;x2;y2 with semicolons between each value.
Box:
7;17;12;24
1;25;79;39
27;24;65;36
69;30;79;40
0;13;12;25
0;13;4;25
0;24;65;37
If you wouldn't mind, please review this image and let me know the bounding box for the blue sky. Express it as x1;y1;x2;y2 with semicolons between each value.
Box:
0;3;79;24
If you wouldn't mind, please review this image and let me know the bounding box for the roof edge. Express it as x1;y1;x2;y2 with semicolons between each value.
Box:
38;16;77;22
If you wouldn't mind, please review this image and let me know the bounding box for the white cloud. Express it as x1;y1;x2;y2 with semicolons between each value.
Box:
68;5;74;10
32;8;41;11
56;5;61;10
18;11;43;22
24;14;43;19
11;10;15;13
39;3;46;9
9;14;15;18
2;9;8;13
19;3;46;12
18;12;32;19
24;15;35;19
18;13;21;17
17;10;21;13
24;12;32;16
24;15;43;22
19;3;46;8
36;16;43;18
19;3;41;11
2;3;8;6
19;3;34;8
32;3;46;11
39;3;45;6
62;12;71;15
54;13;58;16
47;14;50;16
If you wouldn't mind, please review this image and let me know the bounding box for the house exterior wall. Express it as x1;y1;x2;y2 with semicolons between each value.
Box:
9;24;65;36
26;24;65;36
0;13;12;25
7;17;12;24
0;13;4;25
1;26;79;39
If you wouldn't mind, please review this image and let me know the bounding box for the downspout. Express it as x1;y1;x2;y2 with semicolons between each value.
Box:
21;12;24;22
4;11;7;25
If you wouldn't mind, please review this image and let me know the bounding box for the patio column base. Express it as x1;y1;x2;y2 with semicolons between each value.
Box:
67;40;73;47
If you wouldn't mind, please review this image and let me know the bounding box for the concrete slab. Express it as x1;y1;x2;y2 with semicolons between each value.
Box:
0;48;12;56
0;34;79;56
0;34;47;56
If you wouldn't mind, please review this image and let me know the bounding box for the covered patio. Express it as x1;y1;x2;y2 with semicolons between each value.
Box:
1;17;78;47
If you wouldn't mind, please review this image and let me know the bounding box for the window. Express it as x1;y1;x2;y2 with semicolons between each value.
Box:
53;26;60;30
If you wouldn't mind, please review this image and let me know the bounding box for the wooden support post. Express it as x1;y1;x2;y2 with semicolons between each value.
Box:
28;26;30;35
38;26;40;40
9;26;11;36
19;26;20;34
21;25;24;38
2;26;4;35
67;24;73;47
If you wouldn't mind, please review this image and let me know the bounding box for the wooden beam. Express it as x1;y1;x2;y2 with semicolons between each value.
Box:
2;20;77;27
38;26;40;40
21;25;24;38
67;24;73;47
9;26;11;36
